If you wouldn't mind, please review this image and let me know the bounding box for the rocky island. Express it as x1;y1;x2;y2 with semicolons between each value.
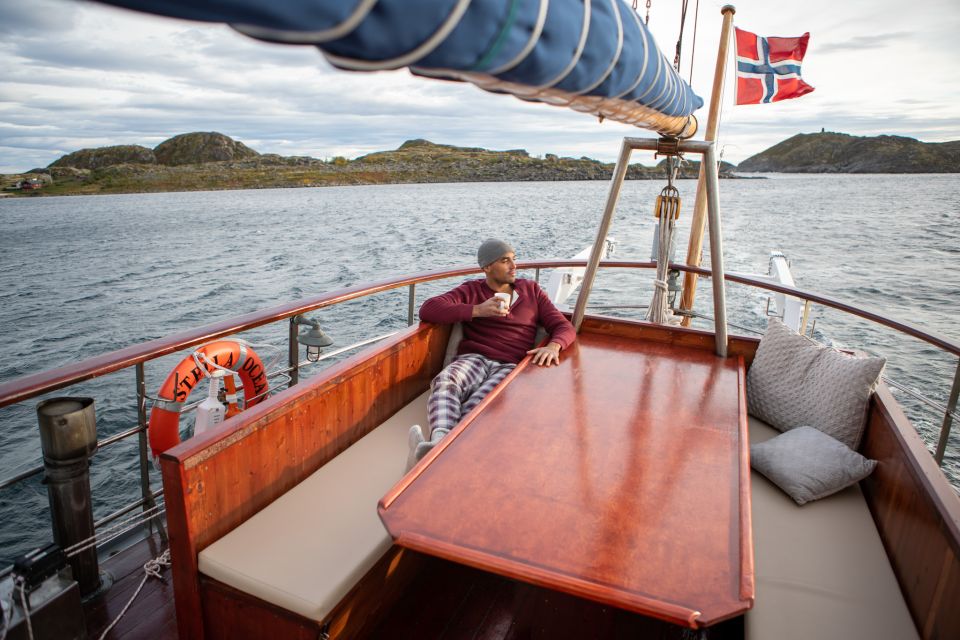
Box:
738;131;960;173
2;132;735;197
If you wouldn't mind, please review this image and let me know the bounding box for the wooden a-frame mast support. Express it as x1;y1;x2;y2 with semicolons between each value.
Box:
571;136;730;358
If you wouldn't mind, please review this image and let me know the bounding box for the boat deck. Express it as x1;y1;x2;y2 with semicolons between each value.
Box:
84;533;177;640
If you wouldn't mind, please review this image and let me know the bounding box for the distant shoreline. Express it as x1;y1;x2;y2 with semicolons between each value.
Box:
5;130;956;198
3;134;742;198
0;175;760;199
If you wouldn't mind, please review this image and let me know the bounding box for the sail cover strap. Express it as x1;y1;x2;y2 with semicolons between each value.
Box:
95;0;702;137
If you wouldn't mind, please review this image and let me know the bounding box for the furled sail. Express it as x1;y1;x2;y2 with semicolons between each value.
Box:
96;0;702;137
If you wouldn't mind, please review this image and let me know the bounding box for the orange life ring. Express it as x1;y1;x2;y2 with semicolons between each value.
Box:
148;340;269;458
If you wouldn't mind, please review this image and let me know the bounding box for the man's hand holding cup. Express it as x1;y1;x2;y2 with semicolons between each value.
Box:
473;294;511;318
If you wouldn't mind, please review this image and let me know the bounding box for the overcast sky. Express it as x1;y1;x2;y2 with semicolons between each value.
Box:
1;0;958;173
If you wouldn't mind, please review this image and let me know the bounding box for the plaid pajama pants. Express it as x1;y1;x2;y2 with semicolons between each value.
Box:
427;353;515;438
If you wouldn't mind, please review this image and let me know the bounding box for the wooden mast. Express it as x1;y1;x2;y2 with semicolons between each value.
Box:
680;5;736;326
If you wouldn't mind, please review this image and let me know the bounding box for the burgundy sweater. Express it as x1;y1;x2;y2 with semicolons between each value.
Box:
419;278;576;364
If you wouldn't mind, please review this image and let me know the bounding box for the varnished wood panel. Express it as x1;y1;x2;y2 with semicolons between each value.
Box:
322;546;424;639
380;326;753;628
580;315;760;366
860;385;960;640
160;322;449;640
198;546;423;640
200;578;319;640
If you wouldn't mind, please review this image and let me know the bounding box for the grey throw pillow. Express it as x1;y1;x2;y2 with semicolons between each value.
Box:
751;426;877;505
747;319;885;449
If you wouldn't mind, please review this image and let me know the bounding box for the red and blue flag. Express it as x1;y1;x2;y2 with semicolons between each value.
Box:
735;28;814;105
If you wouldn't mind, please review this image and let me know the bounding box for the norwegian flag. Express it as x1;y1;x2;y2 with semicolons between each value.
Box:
735;28;815;105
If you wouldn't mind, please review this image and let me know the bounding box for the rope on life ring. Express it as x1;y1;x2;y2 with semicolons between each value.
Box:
148;340;269;458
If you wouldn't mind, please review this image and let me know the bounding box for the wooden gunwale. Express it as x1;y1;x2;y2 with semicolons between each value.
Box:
861;384;960;638
871;387;960;540
736;357;755;603
2;260;955;412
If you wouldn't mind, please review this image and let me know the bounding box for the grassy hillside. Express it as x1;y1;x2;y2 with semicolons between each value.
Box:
738;132;960;173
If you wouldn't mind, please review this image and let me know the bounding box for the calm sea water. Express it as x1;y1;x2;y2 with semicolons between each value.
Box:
1;175;958;566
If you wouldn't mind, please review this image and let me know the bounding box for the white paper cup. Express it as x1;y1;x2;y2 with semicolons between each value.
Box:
494;292;511;311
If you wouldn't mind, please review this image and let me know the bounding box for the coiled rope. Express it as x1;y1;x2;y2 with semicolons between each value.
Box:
97;550;170;640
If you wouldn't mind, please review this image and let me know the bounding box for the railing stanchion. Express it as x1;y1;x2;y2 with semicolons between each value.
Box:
408;284;416;326
288;317;300;387
800;300;812;336
535;268;540;285
136;363;166;542
572;137;633;331
702;142;728;357
934;358;960;465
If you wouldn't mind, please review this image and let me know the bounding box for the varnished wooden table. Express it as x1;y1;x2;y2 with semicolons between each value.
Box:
379;329;754;628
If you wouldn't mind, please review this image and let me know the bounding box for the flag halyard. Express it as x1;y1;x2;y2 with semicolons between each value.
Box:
735;28;815;105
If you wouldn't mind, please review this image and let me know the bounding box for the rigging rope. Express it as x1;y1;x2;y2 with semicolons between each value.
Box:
647;156;683;326
674;0;690;72
63;505;166;558
14;578;32;640
688;0;700;84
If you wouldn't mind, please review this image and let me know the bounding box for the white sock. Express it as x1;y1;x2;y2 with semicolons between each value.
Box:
405;425;425;471
414;428;450;462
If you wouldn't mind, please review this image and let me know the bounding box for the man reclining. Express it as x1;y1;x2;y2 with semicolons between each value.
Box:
408;238;576;466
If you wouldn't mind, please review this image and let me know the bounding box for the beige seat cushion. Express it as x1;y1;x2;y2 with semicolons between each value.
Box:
747;417;918;640
198;392;429;622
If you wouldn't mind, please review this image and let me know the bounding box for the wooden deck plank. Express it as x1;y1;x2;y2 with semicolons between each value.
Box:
440;569;508;639
380;330;752;627
83;533;177;640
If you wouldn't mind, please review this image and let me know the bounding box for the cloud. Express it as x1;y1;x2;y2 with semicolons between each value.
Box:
1;0;959;173
0;0;80;36
816;32;913;53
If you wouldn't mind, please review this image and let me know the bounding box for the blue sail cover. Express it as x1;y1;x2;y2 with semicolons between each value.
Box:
95;0;702;136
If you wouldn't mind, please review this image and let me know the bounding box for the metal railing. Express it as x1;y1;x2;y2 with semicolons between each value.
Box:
1;260;958;561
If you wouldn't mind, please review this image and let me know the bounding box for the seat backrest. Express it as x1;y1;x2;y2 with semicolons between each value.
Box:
443;323;464;368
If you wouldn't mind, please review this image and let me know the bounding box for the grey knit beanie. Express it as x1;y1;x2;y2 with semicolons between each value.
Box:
477;238;514;267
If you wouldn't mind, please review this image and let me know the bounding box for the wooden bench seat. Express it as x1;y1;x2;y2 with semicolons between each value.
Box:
747;416;918;639
197;391;428;622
